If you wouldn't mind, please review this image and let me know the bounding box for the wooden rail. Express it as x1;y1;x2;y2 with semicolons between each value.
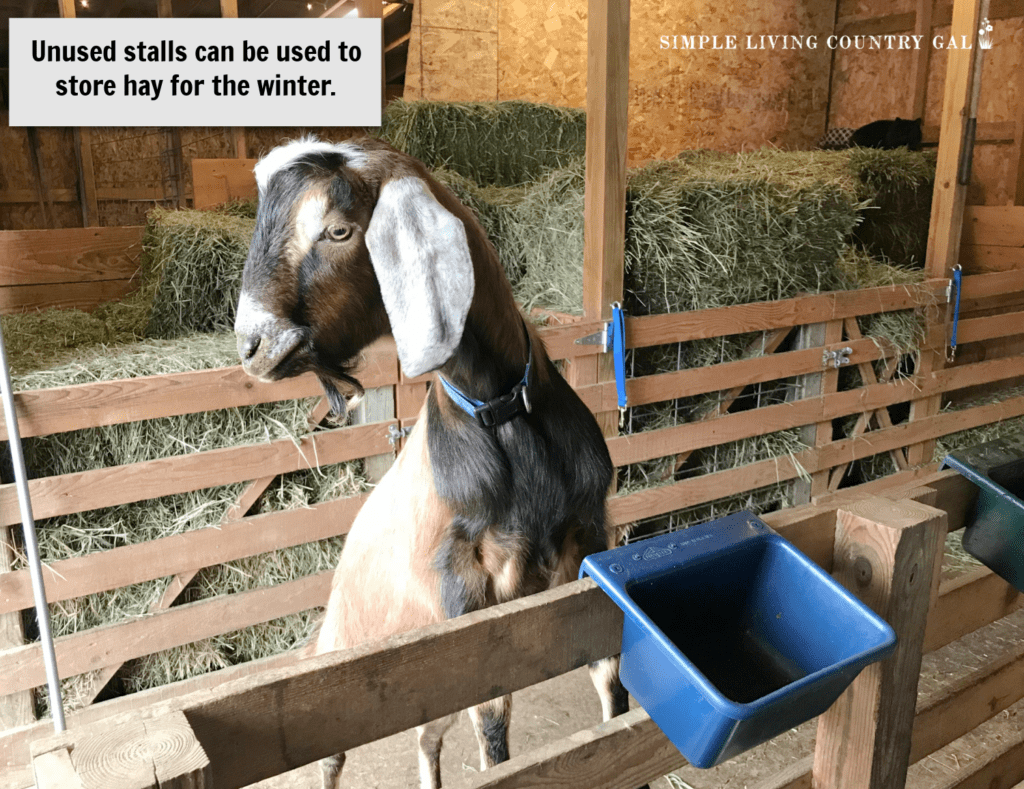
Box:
21;483;1024;789
0;266;1021;704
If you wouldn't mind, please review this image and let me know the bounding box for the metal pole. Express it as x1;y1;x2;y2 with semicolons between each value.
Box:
0;321;65;732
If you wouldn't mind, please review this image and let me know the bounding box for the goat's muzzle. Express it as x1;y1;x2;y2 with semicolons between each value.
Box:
234;292;306;381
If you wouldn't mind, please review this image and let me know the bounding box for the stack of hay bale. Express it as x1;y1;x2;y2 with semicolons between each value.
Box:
382;99;935;535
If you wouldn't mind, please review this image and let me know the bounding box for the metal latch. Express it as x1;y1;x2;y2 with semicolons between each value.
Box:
822;347;853;369
387;424;412;445
575;322;611;353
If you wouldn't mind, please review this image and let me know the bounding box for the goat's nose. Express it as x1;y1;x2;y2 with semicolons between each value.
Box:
240;334;261;361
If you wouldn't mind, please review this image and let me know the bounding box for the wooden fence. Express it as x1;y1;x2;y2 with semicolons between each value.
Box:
12;466;1024;789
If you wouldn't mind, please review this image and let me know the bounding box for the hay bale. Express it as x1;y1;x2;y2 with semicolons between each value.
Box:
142;208;255;339
849;147;936;268
380;99;587;187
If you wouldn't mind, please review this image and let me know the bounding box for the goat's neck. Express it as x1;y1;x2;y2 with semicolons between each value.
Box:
437;262;530;404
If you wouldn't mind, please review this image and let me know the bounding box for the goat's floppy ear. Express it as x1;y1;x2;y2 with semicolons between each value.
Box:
365;176;474;378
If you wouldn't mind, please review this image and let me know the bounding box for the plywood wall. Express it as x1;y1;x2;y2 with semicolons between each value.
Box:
831;3;1023;205
0;124;363;230
405;0;836;163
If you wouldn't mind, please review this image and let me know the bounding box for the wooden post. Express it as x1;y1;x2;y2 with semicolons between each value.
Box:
31;710;210;789
58;0;99;227
351;388;395;483
812;497;946;789
910;0;934;121
1014;31;1024;206
219;0;247;161
355;0;385;111
906;0;986;467
793;319;842;504
567;0;630;455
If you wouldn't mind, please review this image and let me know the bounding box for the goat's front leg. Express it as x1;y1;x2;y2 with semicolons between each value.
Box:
590;655;651;789
468;695;512;771
319;753;345;789
416;713;458;789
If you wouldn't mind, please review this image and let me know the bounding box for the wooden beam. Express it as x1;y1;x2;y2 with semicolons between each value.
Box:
0;226;144;287
31;711;210;789
924;566;1023;652
462;708;684;789
926;0;985;279
910;0;934;121
0;420;394;526
583;0;629;322
1;571;333;695
813;498;945;789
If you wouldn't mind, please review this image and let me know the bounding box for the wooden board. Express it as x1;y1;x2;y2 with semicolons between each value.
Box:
0;495;366;615
0;279;138;316
962;205;1024;247
0;421;394;527
1;571;334;695
462;708;684;789
191;159;257;209
0;227;144;287
924;566;1024;652
1;335;398;440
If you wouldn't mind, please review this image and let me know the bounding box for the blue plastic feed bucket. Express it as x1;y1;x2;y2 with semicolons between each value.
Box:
580;512;897;769
942;436;1024;593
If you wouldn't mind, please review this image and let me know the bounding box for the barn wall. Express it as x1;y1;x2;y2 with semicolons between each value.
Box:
403;0;836;163
0;123;363;231
830;3;1024;206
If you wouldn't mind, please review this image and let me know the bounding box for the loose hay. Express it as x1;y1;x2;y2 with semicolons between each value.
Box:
8;330;369;714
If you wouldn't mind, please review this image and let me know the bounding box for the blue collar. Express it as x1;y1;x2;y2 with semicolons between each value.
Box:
438;334;533;429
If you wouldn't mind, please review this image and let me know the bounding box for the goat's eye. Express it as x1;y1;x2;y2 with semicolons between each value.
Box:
325;224;352;242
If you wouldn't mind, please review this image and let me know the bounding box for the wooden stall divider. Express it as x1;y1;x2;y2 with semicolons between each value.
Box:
908;0;987;468
566;0;630;453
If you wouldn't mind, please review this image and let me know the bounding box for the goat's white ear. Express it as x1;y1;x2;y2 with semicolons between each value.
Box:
365;176;474;378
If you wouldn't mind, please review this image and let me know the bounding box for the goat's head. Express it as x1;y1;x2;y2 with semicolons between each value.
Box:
234;138;475;419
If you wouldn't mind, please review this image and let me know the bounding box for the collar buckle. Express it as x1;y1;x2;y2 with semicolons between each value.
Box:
472;382;529;429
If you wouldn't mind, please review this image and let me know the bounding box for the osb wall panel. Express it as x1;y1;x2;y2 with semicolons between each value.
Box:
495;0;834;161
829;47;921;126
834;15;1023;206
971;143;1019;204
839;0;916;21
405;0;498;102
0;124;77;194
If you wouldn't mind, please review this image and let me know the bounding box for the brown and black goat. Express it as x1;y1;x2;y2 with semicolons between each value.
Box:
234;137;646;789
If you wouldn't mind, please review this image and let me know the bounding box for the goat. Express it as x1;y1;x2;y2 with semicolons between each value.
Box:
234;137;647;789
